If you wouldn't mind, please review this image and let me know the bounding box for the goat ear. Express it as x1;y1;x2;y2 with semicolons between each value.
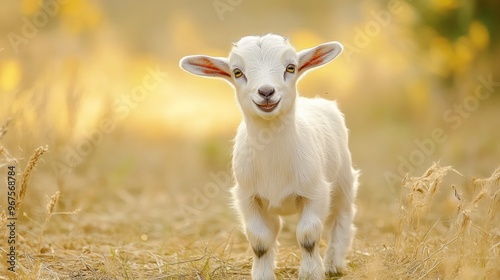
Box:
179;55;231;80
297;42;343;75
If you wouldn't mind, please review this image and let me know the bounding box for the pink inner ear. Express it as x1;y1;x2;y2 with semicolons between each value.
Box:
298;46;330;72
192;57;230;77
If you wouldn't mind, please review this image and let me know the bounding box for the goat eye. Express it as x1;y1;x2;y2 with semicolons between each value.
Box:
286;64;296;73
233;68;243;78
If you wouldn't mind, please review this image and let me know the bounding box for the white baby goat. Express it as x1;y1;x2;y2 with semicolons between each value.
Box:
180;34;359;280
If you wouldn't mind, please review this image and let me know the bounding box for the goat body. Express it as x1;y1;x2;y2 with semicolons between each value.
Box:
180;34;359;280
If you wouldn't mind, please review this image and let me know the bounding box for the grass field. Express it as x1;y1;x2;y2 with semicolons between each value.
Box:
1;127;499;279
1;1;500;279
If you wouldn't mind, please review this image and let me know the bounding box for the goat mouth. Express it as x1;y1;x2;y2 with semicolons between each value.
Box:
254;99;281;113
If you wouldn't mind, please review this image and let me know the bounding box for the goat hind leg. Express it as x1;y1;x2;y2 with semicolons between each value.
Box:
324;202;356;276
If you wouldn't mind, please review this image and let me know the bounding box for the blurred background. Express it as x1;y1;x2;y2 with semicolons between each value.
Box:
0;0;499;277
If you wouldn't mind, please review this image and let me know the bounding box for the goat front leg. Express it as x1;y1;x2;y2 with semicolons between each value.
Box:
240;196;280;280
296;195;329;280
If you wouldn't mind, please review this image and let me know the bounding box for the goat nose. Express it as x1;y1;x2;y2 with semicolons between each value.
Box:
258;85;275;98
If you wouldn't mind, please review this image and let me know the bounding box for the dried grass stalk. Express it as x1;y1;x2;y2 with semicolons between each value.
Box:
16;145;49;210
0;143;16;163
0;210;6;229
0;117;12;140
47;191;60;214
400;162;458;231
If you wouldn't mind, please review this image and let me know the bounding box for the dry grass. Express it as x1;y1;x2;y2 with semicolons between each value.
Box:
353;163;500;279
1;136;499;279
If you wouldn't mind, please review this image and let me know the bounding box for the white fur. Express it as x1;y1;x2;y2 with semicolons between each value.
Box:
180;34;359;280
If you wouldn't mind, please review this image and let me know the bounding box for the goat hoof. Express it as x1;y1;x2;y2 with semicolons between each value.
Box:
326;269;344;279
